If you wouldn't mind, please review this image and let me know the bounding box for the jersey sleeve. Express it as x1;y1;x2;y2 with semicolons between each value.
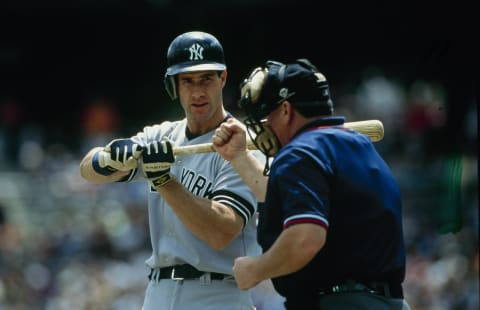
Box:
270;147;331;230
209;155;258;228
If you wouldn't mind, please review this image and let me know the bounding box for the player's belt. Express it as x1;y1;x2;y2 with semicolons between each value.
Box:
318;279;403;299
149;264;228;281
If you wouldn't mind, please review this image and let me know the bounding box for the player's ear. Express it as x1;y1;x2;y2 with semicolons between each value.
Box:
220;70;227;87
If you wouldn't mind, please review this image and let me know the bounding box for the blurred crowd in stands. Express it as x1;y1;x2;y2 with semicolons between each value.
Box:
0;69;477;309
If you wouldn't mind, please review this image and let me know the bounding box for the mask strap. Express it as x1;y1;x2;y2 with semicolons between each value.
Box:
263;156;272;176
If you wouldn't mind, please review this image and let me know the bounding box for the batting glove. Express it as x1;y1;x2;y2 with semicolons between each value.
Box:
142;138;175;187
93;138;142;176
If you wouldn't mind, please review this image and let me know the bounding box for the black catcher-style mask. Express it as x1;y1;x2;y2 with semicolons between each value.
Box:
238;59;333;174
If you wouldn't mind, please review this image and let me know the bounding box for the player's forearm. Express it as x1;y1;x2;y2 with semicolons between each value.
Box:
155;179;244;250
79;147;131;183
230;151;268;202
254;224;326;280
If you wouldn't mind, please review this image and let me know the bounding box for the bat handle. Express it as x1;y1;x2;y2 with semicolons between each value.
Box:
173;143;215;156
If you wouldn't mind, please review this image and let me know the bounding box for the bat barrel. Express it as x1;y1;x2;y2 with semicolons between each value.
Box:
173;119;384;156
344;120;384;142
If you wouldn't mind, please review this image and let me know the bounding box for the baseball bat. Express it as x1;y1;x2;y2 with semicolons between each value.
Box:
173;119;384;156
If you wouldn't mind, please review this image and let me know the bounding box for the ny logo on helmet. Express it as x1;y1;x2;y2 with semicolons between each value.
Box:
189;44;204;60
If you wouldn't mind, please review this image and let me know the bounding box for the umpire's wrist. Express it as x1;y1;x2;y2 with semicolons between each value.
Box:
92;151;117;176
229;151;251;168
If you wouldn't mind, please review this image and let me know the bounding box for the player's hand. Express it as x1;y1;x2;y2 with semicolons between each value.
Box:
142;138;175;187
94;138;142;175
212;118;248;162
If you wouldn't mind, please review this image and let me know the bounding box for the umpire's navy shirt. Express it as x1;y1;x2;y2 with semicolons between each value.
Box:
258;117;406;300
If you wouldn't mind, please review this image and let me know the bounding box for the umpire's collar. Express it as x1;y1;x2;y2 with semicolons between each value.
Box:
292;116;346;139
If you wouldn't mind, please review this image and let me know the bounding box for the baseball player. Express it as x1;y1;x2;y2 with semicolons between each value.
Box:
213;59;411;309
79;31;282;309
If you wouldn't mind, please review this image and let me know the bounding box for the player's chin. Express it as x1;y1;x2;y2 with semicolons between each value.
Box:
190;108;214;121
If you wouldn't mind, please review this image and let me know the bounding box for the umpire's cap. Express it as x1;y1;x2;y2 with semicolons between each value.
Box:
164;31;226;100
239;59;333;120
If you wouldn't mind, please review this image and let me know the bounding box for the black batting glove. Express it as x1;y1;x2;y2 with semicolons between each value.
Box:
142;138;175;187
93;138;142;176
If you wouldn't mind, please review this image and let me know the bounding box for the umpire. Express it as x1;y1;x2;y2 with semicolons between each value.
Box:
213;59;411;309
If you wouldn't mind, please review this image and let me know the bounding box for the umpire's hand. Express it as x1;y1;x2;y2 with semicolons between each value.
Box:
212;118;248;162
233;256;262;290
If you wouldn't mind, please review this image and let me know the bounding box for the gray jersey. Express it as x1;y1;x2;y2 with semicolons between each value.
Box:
128;118;259;275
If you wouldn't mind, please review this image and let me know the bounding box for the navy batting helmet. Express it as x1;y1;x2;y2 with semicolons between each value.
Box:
164;31;226;100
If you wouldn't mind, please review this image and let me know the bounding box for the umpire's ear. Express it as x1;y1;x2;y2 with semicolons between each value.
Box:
282;101;295;125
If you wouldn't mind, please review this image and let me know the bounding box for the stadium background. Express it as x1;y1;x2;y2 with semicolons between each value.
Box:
0;1;477;309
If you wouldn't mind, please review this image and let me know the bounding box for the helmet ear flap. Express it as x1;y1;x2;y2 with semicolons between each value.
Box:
164;75;177;100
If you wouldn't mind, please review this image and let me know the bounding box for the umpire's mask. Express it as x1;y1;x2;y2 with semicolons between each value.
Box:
238;59;333;175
